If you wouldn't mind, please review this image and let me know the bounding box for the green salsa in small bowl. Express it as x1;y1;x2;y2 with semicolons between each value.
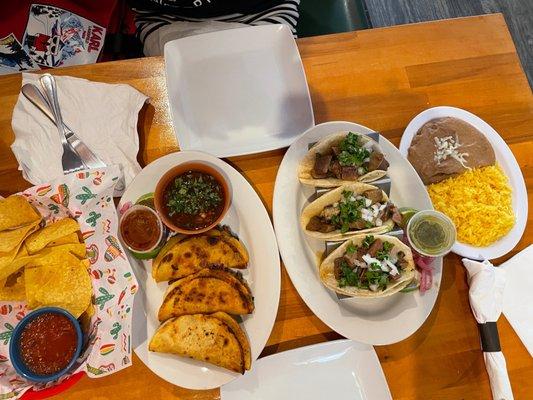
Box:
406;210;456;257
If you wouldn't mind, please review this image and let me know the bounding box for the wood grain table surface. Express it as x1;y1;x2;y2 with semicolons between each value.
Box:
0;13;532;400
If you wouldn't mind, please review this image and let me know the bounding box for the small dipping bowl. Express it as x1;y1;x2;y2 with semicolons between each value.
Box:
154;161;231;234
9;307;83;383
406;210;456;257
119;204;166;259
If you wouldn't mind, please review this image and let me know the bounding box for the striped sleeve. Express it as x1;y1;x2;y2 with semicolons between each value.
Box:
134;0;300;45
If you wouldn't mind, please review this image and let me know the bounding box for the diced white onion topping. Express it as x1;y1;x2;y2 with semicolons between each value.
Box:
433;135;470;168
385;260;399;276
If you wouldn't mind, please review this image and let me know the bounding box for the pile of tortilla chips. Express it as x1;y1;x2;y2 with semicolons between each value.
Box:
0;195;93;319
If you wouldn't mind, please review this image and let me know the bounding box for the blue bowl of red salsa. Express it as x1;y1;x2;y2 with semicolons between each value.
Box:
9;307;83;382
154;162;231;234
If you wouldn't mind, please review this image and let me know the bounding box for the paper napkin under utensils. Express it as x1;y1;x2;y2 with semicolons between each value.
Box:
462;258;514;400
11;72;148;195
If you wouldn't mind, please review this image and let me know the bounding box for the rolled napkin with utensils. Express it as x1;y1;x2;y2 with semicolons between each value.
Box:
11;72;148;195
462;258;514;400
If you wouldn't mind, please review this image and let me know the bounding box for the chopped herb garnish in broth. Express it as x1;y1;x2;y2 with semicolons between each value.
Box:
164;170;224;230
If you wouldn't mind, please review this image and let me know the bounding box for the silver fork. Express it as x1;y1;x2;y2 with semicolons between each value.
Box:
39;73;86;174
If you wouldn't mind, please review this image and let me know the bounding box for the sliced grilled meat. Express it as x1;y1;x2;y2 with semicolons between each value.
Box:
348;220;367;230
363;189;383;204
343;250;359;267
312;153;333;178
329;160;342;179
397;251;409;270
341;166;359;180
306;216;335;233
334;258;344;280
331;146;341;157
368;152;385;171
356;247;367;262
378;157;389;170
390;205;402;225
368;239;383;257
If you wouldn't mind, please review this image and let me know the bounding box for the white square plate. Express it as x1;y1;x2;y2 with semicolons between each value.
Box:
164;24;314;157
221;340;391;400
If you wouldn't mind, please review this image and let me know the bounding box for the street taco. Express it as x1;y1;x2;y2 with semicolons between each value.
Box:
298;131;389;187
301;183;401;240
319;234;416;298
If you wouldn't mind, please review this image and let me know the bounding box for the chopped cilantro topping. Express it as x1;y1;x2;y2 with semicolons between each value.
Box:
166;173;222;216
362;235;374;248
337;132;371;167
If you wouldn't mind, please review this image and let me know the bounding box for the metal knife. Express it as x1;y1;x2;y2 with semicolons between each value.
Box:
21;83;106;169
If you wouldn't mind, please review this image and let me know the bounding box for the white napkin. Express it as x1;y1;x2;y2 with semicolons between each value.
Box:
462;258;514;400
500;245;533;357
11;73;148;194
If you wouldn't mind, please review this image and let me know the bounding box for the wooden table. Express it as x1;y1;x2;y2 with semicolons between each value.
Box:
0;13;532;400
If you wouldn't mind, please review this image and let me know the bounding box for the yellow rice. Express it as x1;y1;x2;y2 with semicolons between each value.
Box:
427;165;514;247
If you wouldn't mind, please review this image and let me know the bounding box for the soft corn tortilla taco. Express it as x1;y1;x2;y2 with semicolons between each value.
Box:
301;183;400;240
298;131;389;187
319;234;416;298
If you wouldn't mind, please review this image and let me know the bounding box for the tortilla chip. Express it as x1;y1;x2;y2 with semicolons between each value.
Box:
0;269;26;301
0;195;41;231
46;232;80;247
25;218;80;254
0;253;39;282
0;221;39;253
0;240;29;280
42;244;87;259
25;252;92;318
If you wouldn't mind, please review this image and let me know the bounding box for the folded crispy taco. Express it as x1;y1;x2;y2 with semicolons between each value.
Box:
158;266;254;322
149;312;251;374
152;226;249;282
298;131;389;187
301;183;401;240
319;234;416;298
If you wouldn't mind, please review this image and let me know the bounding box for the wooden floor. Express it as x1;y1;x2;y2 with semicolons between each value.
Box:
364;0;533;86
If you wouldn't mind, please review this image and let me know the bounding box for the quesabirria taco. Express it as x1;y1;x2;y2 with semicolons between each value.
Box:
320;234;416;298
301;182;401;240
298;131;389;187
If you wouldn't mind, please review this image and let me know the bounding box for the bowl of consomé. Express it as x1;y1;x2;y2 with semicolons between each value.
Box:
154;161;231;234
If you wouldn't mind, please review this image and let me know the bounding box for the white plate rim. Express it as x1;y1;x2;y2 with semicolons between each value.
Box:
220;339;392;400
120;150;281;389
163;24;315;158
273;121;442;346
398;106;528;260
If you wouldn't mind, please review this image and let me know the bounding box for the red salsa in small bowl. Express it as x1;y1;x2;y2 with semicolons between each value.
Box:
19;312;78;376
155;162;231;234
120;205;163;252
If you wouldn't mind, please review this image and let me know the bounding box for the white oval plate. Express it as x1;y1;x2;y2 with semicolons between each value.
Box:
273;121;442;346
120;151;280;390
221;339;391;400
398;106;528;260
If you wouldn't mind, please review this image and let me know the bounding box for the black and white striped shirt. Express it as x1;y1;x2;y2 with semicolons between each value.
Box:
130;0;300;45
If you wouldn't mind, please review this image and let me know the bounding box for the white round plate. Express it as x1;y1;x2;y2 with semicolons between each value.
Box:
273;121;443;346
399;106;528;260
120;151;280;389
221;339;391;400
